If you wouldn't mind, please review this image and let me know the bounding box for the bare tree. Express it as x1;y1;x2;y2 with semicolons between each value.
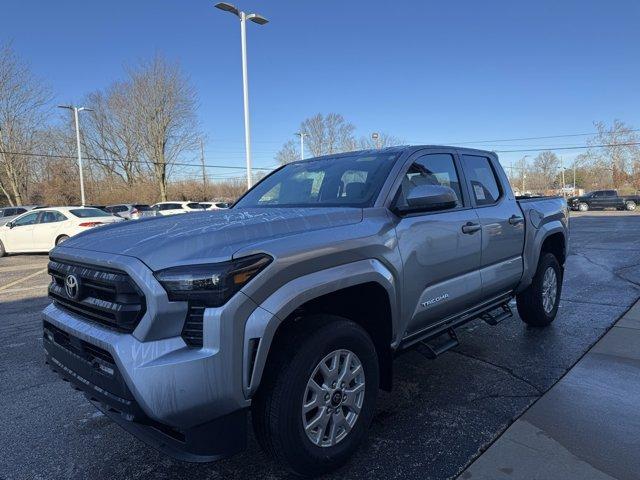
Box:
126;56;200;201
529;151;561;190
276;139;299;165
83;83;144;185
300;113;356;157
582;120;639;189
0;43;51;205
358;132;403;150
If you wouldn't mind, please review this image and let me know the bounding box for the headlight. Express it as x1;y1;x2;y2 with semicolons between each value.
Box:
154;254;272;307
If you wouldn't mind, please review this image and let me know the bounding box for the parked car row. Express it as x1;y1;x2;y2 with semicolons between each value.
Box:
0;200;232;256
0;207;125;256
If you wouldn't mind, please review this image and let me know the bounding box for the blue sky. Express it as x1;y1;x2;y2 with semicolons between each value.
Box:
4;0;640;178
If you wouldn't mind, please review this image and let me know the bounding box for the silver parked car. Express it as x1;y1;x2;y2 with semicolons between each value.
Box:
104;204;153;220
0;205;37;226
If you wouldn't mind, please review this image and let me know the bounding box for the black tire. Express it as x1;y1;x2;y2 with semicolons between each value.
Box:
55;235;69;246
0;240;5;257
517;253;562;327
252;315;379;477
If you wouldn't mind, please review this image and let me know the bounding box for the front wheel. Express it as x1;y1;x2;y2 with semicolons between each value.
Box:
578;202;589;212
517;253;562;327
252;316;379;476
626;201;637;211
0;240;5;257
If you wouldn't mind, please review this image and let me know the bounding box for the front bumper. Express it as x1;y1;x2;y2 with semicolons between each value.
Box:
44;317;247;462
42;247;272;462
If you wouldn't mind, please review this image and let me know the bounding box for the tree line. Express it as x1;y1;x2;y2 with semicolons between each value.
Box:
1;41;639;207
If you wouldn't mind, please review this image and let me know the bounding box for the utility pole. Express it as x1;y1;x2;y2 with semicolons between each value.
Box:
200;139;207;200
214;3;269;190
295;132;307;160
58;105;93;206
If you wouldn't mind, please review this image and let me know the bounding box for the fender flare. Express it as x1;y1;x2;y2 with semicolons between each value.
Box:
518;222;566;292
242;259;398;398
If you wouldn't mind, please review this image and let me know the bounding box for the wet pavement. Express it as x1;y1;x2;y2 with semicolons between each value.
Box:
460;300;640;480
1;211;639;479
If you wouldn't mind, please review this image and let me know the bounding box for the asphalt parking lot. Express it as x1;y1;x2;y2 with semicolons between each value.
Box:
1;211;639;480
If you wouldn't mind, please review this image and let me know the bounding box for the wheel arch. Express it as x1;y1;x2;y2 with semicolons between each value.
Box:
243;260;399;399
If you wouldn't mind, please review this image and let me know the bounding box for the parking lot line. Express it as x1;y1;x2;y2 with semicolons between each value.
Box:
0;264;47;273
0;284;50;296
0;268;47;292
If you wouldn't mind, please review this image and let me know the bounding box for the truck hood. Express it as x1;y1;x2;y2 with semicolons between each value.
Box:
58;207;363;271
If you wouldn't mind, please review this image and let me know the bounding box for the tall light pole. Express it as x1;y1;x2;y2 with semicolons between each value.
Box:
214;2;268;189
295;132;307;160
58;105;93;206
520;155;530;193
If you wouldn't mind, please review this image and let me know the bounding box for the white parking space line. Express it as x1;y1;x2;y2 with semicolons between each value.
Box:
0;284;50;295
0;264;48;273
0;268;48;292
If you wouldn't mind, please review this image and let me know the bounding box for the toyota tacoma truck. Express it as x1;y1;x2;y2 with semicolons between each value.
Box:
43;146;568;476
568;189;639;211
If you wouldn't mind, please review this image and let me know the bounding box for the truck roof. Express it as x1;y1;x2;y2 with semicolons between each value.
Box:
292;145;498;164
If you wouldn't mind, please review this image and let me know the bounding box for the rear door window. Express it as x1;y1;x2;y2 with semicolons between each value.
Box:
461;155;502;206
38;211;67;223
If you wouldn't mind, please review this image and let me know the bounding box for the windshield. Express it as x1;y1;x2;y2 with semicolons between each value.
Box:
235;152;399;208
69;208;112;218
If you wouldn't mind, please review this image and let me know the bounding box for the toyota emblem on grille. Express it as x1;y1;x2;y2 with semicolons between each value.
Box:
64;274;80;299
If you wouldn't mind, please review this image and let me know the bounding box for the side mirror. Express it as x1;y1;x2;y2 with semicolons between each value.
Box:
396;184;458;214
6;221;14;229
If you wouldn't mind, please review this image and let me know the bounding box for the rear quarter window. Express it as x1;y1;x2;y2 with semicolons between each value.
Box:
461;155;502;206
69;208;111;218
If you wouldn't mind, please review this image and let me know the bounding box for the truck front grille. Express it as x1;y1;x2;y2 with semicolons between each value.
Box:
48;259;146;333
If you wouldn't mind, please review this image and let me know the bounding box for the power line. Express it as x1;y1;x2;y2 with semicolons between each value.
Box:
413;128;640;146
0;150;275;171
494;142;640;154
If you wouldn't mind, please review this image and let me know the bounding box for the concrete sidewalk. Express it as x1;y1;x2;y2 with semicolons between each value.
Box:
459;300;640;480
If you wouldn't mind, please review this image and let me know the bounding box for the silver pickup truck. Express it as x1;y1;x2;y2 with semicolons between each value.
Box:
43;146;568;476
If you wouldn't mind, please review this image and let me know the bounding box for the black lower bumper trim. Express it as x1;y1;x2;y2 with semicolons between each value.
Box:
44;321;247;462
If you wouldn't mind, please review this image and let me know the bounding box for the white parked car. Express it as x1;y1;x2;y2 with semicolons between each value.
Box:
149;201;205;216
0;207;124;256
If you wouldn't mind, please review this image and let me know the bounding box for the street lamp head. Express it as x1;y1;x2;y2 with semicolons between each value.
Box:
214;2;239;16
247;13;268;25
57;105;73;110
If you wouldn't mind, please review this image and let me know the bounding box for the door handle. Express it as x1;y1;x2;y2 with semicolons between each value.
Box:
461;222;482;234
508;215;525;225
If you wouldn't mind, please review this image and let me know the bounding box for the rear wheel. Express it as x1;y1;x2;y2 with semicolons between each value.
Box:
55;235;69;246
517;253;562;327
578;202;589;212
626;201;637;211
252;316;379;476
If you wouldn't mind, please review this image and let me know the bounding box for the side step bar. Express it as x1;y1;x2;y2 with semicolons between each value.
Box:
404;300;514;359
417;328;459;359
481;303;513;326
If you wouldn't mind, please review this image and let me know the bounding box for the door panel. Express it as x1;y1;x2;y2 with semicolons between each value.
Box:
33;211;67;250
5;212;39;251
393;152;483;336
460;154;525;299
